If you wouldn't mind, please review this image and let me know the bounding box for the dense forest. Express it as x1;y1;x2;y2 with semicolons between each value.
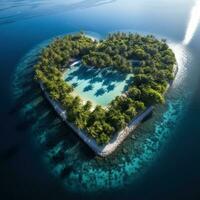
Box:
34;32;176;144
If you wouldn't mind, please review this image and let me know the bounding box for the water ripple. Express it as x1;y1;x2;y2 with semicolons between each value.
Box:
0;0;117;25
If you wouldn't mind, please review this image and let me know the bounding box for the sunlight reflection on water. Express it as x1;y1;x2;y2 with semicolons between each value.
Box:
169;43;190;87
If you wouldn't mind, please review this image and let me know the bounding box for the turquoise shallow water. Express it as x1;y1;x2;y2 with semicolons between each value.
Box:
2;0;200;199
11;33;193;192
63;63;133;106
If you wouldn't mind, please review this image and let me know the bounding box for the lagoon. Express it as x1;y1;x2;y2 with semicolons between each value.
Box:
63;63;133;107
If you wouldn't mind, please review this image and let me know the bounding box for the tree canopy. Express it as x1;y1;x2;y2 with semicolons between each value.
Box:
34;32;176;145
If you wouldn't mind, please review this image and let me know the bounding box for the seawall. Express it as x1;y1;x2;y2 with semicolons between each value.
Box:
40;83;153;157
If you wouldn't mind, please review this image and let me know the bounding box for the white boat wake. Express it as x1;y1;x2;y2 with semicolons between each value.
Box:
183;0;200;45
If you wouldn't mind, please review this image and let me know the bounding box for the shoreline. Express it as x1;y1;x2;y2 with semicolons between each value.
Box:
39;35;178;157
40;82;153;157
40;64;178;157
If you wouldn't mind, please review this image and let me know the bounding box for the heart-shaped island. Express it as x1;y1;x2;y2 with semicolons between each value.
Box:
34;32;177;157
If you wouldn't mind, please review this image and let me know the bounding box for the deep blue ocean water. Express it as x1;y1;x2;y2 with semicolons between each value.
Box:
1;0;200;199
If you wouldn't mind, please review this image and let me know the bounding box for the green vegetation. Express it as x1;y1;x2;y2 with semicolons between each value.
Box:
34;32;176;145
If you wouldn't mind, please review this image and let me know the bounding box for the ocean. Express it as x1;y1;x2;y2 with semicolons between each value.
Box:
0;0;200;199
